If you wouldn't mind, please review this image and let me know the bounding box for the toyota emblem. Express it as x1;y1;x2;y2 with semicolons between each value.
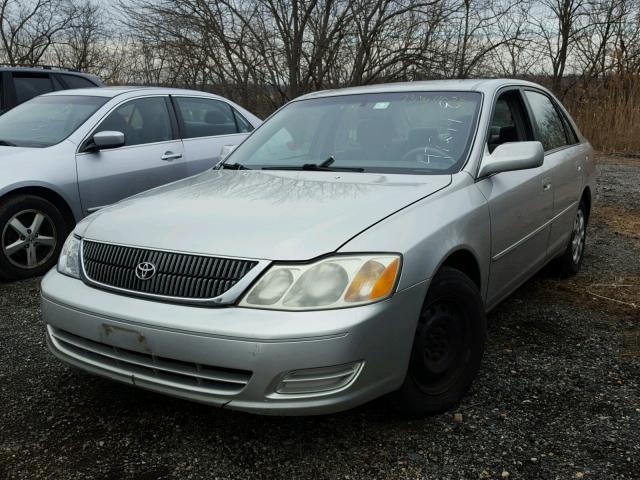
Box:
135;261;156;280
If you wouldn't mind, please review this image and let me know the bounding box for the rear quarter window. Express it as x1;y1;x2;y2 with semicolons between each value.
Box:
524;90;569;151
62;75;97;89
13;74;54;104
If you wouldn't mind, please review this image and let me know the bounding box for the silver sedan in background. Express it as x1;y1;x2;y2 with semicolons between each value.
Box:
42;79;595;416
0;87;261;280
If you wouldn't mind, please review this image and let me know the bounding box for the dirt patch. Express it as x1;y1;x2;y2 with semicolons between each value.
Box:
593;206;640;241
596;154;640;166
587;280;640;310
623;330;640;359
532;274;639;317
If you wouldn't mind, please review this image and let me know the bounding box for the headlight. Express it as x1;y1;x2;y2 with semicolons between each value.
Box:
57;234;81;279
240;254;401;310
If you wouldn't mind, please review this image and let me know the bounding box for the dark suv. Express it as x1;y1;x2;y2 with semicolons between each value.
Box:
0;65;102;113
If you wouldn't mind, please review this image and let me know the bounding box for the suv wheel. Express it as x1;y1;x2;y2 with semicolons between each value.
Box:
0;195;68;280
393;267;486;416
553;199;587;278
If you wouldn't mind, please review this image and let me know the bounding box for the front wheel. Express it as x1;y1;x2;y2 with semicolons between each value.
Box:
393;267;486;417
0;195;68;281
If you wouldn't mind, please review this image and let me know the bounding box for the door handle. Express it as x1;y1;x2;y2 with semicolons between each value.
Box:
161;151;182;161
543;183;552;191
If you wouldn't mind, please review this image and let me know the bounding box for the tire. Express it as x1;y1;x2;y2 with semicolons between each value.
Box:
552;199;587;278
393;267;486;417
0;194;69;281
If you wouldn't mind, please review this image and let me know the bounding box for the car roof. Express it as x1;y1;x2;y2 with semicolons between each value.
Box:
295;78;546;101
43;86;232;100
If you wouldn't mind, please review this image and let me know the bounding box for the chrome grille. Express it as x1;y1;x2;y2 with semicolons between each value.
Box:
49;327;252;394
81;240;258;301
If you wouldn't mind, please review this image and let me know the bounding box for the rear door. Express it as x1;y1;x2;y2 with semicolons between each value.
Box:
172;96;253;175
76;95;186;214
522;89;585;257
476;88;554;306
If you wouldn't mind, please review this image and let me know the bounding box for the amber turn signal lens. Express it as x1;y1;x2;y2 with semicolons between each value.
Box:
344;258;400;302
371;258;400;299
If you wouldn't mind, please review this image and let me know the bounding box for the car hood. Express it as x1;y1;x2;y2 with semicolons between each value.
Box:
0;145;37;159
78;169;451;260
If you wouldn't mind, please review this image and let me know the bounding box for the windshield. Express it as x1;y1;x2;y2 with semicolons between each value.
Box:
0;95;108;148
225;91;481;174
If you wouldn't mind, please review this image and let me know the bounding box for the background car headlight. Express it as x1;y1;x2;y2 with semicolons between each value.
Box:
57;234;81;279
239;254;401;310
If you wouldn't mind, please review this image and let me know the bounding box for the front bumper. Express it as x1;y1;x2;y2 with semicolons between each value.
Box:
41;269;427;415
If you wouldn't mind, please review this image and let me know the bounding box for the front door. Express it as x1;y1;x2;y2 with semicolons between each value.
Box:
76;96;186;214
476;89;554;306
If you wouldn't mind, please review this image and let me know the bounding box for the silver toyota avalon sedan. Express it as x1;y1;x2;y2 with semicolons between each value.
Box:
0;87;260;280
41;79;595;416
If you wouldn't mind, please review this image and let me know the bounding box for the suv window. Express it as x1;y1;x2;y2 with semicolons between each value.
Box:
175;97;238;138
524;90;568;151
96;97;172;147
61;75;96;89
13;74;54;104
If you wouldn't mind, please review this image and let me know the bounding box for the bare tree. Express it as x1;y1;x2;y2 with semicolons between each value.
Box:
0;0;77;65
50;1;109;71
531;0;591;94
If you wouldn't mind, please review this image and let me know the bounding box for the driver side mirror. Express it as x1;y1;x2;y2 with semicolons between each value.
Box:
91;131;125;151
478;141;544;178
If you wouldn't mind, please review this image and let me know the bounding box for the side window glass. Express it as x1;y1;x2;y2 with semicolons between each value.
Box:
233;109;254;133
52;75;65;90
96;97;172;147
524;91;568;151
176;97;239;138
62;75;96;89
13;74;54;104
559;111;578;145
488;95;520;153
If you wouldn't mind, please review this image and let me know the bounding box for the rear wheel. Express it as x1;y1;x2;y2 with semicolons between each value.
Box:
0;195;68;280
553;199;587;278
393;267;486;416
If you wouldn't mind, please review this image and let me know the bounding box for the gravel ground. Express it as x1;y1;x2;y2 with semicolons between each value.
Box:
1;156;639;480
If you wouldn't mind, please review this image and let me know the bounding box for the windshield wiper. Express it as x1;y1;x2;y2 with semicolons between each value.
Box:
262;157;364;172
0;139;17;146
219;162;251;170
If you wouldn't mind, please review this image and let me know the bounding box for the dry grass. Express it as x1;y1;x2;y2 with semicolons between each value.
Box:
566;74;640;153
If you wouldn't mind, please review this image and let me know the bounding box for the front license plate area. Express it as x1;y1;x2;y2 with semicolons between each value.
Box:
99;323;152;355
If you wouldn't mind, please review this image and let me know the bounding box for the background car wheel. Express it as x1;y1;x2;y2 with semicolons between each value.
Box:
393;267;486;417
553;199;588;278
0;194;68;281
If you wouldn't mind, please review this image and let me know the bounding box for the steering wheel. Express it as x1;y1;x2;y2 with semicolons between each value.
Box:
400;146;453;165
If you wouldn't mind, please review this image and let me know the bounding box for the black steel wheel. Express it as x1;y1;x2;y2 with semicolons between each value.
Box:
394;267;486;416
